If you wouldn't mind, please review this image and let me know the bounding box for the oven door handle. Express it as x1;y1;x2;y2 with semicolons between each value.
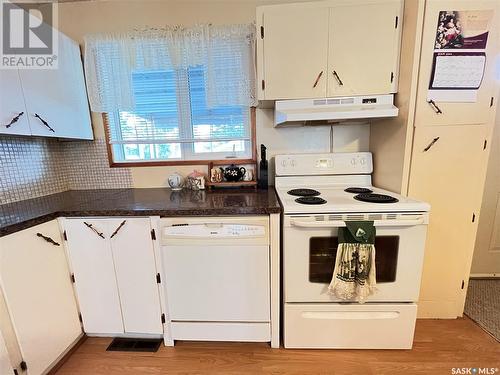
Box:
290;218;425;228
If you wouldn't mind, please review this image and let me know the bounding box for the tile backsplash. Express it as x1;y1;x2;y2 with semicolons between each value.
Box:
0;136;132;205
60;139;132;190
0;137;67;204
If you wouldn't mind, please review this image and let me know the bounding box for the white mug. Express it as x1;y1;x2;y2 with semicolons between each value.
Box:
243;169;253;182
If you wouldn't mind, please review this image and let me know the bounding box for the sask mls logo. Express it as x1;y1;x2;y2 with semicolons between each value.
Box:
1;0;58;69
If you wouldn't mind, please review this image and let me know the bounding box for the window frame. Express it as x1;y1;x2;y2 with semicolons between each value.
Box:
102;107;256;168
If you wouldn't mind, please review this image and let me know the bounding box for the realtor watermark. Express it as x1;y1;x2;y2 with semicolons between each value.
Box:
451;368;499;374
1;0;58;69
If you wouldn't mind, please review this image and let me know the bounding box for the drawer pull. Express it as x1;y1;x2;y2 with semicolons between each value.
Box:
5;112;24;128
427;99;442;114
36;232;60;246
423;137;440;152
313;71;324;88
83;222;105;239
302;311;400;320
110;220;127;239
34;113;55;132
332;70;344;86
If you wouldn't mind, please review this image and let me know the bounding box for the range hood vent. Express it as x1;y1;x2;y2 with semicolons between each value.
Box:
274;94;398;127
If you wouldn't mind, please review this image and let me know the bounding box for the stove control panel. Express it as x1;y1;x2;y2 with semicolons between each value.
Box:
275;152;373;176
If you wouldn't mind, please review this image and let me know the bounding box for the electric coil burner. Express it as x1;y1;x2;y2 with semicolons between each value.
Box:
295;196;327;205
354;193;399;203
287;188;321;197
344;187;373;194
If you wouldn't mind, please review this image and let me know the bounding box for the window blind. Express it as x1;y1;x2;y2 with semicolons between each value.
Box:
85;24;255;163
106;66;251;162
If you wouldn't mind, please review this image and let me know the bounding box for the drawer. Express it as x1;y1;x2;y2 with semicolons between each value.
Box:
284;303;417;349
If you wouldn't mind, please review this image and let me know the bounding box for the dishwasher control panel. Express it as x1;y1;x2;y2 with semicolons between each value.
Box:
163;224;266;238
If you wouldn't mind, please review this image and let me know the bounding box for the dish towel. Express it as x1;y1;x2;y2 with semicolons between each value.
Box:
328;221;377;303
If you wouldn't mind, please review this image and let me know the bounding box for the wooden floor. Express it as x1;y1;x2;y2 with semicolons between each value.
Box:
56;318;499;375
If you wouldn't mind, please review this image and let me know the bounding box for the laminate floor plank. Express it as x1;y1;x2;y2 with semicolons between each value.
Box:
56;318;500;375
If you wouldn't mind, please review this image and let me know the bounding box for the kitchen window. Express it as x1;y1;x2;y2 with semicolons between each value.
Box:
84;24;256;166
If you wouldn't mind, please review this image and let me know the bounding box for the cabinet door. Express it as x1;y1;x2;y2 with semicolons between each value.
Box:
262;5;329;100
19;30;93;139
414;0;499;126
327;1;402;97
408;125;486;317
64;219;124;334
109;218;163;334
0;220;81;375
0;70;31;136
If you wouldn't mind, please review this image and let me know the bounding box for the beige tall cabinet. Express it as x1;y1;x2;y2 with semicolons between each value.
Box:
405;0;499;318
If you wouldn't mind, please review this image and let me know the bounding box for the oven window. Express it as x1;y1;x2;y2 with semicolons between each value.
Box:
309;236;400;283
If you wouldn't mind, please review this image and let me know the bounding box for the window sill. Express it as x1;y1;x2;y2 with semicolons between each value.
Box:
108;158;257;168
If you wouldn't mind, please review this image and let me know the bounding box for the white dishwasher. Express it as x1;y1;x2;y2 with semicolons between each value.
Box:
160;216;271;343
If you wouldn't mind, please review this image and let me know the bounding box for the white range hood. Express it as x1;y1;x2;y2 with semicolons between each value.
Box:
274;94;398;127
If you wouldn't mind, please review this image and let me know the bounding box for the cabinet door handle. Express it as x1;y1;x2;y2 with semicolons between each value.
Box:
5;112;24;128
110;220;127;239
423;137;440;152
427;100;443;114
312;71;324;88
34;113;55;132
332;70;344;86
83;222;106;239
36;232;60;246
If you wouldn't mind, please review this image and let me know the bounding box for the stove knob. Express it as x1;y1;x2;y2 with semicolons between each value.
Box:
360;158;366;165
351;158;357;165
290;159;296;167
281;160;287;167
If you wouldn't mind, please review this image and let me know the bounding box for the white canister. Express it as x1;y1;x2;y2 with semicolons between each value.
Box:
168;173;184;191
243;169;254;182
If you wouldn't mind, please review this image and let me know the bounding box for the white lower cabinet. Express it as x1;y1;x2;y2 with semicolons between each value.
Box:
0;220;82;375
63;218;163;336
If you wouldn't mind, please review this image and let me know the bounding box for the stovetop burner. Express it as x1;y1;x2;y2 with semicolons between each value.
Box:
344;187;373;194
354;193;399;203
295;196;327;205
288;188;321;197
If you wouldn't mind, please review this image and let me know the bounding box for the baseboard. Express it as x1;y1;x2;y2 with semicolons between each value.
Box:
46;333;86;375
470;273;500;279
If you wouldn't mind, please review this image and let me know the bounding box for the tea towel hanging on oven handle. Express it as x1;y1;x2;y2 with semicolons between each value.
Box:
328;221;377;303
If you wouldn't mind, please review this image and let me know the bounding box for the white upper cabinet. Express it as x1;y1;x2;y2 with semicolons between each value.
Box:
0;17;93;139
259;6;329;100
0;70;31;136
257;0;403;101
414;0;499;127
327;1;401;97
19;31;93;139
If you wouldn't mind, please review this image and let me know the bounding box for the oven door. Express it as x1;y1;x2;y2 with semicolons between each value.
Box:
283;214;428;303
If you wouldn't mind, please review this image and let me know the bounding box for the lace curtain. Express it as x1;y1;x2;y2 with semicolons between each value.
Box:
84;24;256;113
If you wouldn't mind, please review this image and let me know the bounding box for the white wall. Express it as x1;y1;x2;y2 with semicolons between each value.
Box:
52;0;370;187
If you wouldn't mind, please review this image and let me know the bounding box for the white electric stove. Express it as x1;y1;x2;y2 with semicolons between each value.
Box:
275;152;430;349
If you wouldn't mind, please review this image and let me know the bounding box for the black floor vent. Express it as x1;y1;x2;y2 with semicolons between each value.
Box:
106;338;162;352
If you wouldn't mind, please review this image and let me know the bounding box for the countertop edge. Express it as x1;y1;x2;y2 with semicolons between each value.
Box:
0;207;282;238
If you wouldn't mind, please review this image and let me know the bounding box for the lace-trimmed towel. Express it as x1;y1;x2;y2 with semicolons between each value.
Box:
328;221;377;303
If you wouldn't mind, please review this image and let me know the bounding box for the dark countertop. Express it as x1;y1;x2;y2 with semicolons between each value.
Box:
0;188;282;237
